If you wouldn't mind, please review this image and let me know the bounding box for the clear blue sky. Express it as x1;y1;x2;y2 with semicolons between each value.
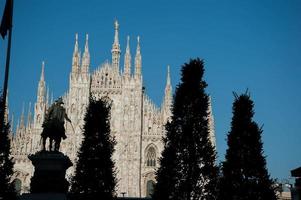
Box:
0;0;300;181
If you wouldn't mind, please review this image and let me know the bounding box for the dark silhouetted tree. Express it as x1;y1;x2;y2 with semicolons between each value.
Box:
153;58;219;200
0;94;16;200
152;121;181;200
70;97;116;200
218;92;276;200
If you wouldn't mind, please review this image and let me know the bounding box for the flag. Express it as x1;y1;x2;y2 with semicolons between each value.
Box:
0;0;13;39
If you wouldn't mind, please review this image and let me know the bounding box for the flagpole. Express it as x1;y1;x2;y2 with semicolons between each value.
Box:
2;0;13;115
2;25;12;108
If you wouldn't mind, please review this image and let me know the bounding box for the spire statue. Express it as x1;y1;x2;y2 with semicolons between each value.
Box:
111;20;121;72
135;36;142;79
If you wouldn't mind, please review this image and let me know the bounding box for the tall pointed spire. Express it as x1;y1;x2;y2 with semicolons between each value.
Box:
81;34;90;74
134;36;142;78
163;65;172;121
111;20;121;72
10;113;14;133
34;61;47;128
72;33;80;74
162;65;172;123
27;102;32;128
37;61;46;104
124;35;131;78
20;102;25;129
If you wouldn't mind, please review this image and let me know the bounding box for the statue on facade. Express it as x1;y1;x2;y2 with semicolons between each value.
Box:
41;97;72;151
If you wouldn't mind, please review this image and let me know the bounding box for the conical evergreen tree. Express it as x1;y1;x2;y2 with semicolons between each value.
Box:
152;122;181;200
218;93;276;200
153;58;219;200
70;97;116;200
0;94;16;200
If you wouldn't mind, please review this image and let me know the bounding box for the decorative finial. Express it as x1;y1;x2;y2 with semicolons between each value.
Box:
114;20;119;30
29;101;31;111
85;34;89;52
167;65;171;85
21;102;25;119
41;61;45;81
75;33;78;41
126;35;130;50
137;36;140;43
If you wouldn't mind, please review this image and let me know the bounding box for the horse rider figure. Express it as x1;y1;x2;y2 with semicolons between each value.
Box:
41;97;71;151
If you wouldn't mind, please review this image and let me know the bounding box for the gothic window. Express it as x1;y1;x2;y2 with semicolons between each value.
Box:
146;146;156;167
146;180;155;197
13;178;22;195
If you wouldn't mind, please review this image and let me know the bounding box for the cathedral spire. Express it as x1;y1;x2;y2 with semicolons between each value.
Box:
10;113;14;133
20;103;25;129
72;33;80;74
37;61;46;104
26;102;32;128
163;65;172;121
34;61;47;128
124;35;131;78
111;20;121;72
81;34;90;74
134;36;142;79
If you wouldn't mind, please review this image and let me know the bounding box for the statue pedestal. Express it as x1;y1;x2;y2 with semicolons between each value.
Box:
28;151;72;193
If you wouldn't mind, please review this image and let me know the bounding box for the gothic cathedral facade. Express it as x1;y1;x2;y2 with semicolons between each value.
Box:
10;21;216;197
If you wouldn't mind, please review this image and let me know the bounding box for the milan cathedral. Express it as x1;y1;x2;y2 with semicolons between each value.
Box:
9;21;216;197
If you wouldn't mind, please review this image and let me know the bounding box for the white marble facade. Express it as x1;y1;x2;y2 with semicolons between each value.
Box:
10;21;215;197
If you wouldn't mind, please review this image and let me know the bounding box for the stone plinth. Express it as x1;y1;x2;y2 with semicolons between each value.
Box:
28;151;72;193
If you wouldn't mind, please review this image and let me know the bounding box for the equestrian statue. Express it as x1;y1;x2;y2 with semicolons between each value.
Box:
41;97;73;151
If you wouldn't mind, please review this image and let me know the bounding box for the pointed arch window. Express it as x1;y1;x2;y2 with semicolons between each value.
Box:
13;178;22;195
146;180;155;197
146;146;156;167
